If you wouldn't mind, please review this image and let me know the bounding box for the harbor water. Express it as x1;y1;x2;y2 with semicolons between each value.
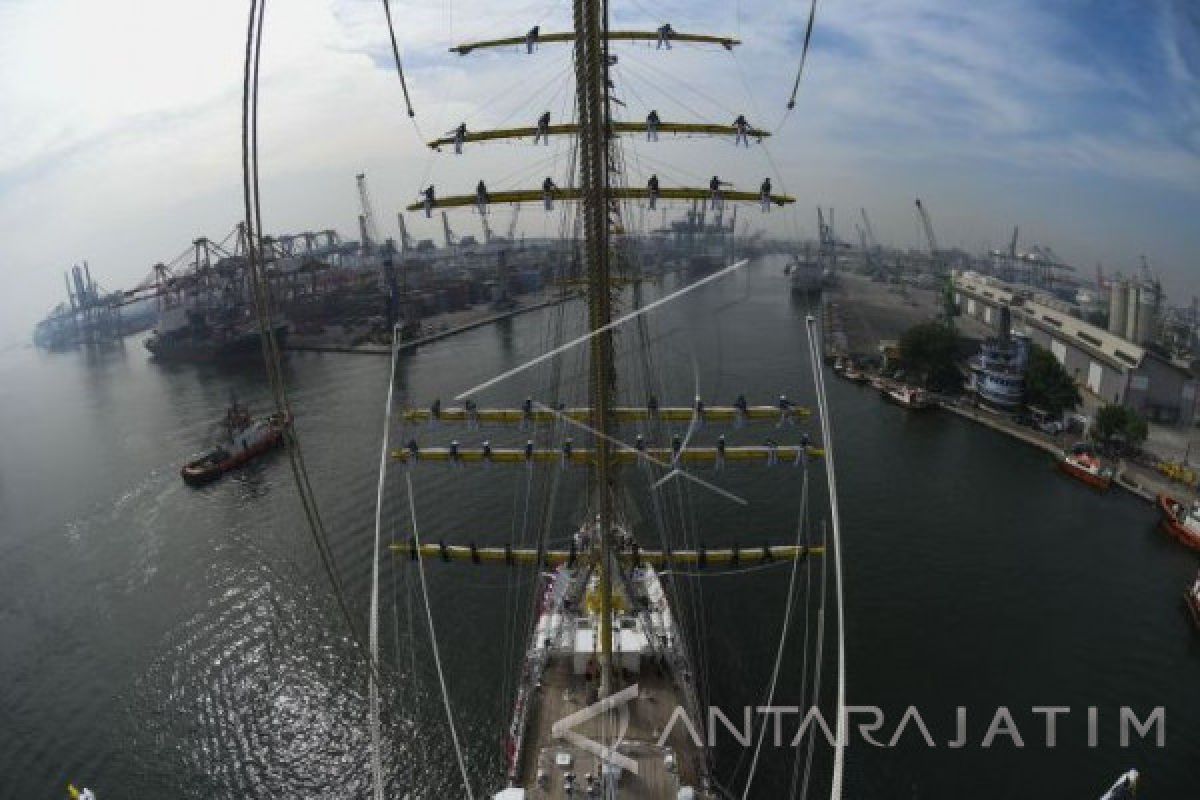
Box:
1;257;1197;799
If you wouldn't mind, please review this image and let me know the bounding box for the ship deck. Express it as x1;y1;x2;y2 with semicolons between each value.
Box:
516;658;706;798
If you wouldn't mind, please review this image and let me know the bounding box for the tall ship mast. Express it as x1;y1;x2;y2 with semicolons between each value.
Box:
387;3;827;799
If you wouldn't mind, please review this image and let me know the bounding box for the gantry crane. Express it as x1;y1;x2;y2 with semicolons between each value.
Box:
356;172;381;254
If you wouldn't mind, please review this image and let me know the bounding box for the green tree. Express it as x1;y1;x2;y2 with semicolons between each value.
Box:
1125;412;1149;445
1023;345;1081;414
1091;404;1149;449
899;321;962;392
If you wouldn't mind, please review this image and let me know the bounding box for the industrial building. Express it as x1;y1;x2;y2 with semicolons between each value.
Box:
953;271;1198;426
1107;277;1161;346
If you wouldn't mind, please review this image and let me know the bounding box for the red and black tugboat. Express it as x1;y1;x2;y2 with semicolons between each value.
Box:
181;399;290;486
1156;493;1200;552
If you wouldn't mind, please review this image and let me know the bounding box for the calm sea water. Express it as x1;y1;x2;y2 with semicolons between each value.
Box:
1;257;1197;799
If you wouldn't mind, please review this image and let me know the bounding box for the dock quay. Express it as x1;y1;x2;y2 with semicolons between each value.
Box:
284;290;576;356
937;399;1197;506
821;273;992;363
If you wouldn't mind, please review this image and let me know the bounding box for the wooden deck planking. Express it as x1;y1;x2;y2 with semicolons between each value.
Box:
515;660;706;798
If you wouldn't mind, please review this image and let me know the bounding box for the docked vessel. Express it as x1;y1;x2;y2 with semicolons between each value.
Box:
966;306;1029;413
181;400;289;486
1156;493;1200;551
145;311;287;363
1057;443;1114;490
145;255;288;363
883;384;931;409
786;250;823;294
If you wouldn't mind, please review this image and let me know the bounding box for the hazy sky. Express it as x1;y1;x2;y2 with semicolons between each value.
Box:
1;0;1197;341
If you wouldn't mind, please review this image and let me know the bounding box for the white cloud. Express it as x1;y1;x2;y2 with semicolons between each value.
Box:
0;0;1197;340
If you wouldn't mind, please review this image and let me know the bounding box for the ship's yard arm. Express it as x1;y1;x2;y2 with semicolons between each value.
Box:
405;187;795;212
424;121;772;149
450;30;741;54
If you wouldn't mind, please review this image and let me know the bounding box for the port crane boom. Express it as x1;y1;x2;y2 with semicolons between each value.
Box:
356;173;381;252
914;197;942;272
441;211;458;250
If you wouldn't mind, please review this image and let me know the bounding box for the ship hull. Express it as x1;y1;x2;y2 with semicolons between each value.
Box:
181;416;289;486
1157;493;1200;552
146;324;288;363
1056;456;1112;490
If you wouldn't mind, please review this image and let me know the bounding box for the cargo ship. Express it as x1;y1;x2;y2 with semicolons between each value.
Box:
145;303;287;362
787;251;823;294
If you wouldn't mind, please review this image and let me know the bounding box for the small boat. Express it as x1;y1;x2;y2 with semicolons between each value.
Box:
1057;443;1114;490
842;366;868;383
883;385;931;409
181;400;289;486
1185;571;1200;631
1156;493;1200;552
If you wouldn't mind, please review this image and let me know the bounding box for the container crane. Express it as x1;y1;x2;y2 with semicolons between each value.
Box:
506;203;521;242
355;172;380;254
441;211;458;250
860;208;878;252
914;197;958;321
396;212;416;255
856;223;876;272
914;197;941;272
480;210;495;245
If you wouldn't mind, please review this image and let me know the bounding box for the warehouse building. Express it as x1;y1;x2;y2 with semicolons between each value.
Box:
953;271;1198;426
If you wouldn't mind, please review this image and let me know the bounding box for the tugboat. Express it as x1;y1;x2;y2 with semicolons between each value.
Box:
1156;493;1200;552
181;399;289;486
1057;442;1114;490
1185;571;1200;631
883;384;931;410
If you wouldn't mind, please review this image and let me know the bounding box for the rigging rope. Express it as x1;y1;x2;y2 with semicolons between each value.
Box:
805;315;846;800
381;0;418;122
242;0;386;742
741;465;810;798
778;0;819;130
787;517;817;798
795;523;829;800
406;471;475;799
368;325;402;800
